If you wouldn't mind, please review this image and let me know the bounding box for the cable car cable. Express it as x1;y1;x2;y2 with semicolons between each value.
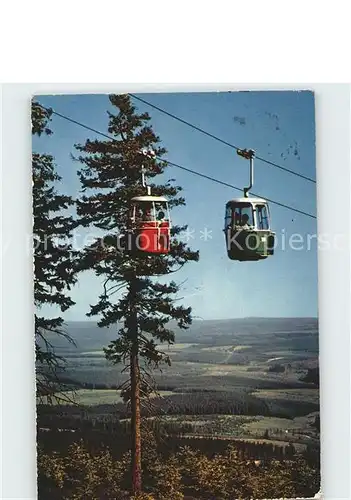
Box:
129;93;316;184
38;104;316;220
166;159;316;219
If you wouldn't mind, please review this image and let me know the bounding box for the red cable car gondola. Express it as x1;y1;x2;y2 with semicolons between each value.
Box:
128;149;171;255
129;194;171;254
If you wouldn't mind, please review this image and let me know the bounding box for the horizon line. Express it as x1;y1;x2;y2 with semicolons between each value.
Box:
64;315;318;323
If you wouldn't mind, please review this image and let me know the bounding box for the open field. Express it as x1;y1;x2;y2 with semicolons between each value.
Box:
252;388;319;404
39;389;176;406
143;411;319;446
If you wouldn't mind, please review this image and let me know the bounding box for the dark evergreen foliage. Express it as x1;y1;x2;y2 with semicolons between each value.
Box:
32;101;78;401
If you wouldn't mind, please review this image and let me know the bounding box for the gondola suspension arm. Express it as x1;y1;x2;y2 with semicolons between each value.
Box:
237;148;255;198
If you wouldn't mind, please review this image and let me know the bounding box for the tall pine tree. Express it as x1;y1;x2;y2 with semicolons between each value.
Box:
74;94;199;495
32;101;78;402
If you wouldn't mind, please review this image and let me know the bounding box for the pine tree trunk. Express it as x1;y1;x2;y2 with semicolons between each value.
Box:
130;279;142;496
130;340;142;495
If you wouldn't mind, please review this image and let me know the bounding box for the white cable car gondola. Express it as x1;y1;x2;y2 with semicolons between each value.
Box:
224;149;275;261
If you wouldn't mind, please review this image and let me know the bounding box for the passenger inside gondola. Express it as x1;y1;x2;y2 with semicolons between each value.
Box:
240;213;252;229
142;203;153;221
233;212;241;226
155;202;168;222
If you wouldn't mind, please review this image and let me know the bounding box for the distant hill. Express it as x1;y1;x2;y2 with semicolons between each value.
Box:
39;317;318;356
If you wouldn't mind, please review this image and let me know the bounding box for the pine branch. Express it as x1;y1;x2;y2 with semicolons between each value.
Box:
32;101;78;403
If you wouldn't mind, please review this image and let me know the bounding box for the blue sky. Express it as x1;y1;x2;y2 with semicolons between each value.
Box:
33;91;317;320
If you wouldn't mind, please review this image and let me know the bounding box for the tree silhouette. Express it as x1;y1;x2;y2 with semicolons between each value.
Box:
32;101;78;402
74;94;199;495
